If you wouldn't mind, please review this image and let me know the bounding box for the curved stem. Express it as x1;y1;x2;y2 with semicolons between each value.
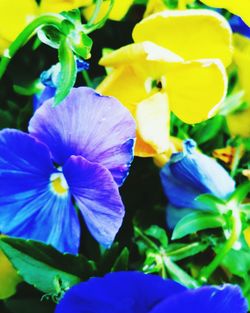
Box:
199;208;242;283
0;14;65;79
178;0;187;10
87;0;103;26
85;0;115;33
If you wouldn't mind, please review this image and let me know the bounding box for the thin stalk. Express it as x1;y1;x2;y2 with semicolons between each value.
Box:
87;0;103;26
134;226;159;251
178;0;187;10
199;208;242;283
0;14;64;79
85;0;115;33
82;70;93;87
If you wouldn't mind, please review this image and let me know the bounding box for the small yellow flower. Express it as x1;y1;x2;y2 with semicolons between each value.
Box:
0;249;22;299
244;226;250;247
83;0;133;22
0;0;90;54
200;0;250;26
98;10;232;156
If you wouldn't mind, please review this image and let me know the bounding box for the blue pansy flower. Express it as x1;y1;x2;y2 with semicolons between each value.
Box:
55;271;248;313
0;87;136;254
229;15;250;38
160;139;235;228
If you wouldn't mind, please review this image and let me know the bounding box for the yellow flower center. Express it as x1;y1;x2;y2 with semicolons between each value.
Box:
50;172;69;197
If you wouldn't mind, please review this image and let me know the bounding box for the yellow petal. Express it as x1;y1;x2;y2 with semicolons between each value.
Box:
83;0;133;22
227;108;250;137
99;42;183;82
134;133;158;157
133;9;232;66
144;0;167;17
0;0;38;46
166;59;228;124
39;0;91;13
153;137;183;167
97;66;148;116
99;41;183;68
233;34;250;103
136;92;170;154
0;250;22;299
200;0;250;26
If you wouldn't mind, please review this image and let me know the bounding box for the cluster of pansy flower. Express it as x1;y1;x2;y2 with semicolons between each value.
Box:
0;0;249;312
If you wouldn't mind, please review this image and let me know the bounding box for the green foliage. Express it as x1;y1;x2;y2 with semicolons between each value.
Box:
172;212;226;240
0;237;94;297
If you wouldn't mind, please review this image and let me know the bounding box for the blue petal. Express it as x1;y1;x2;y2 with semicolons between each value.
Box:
150;284;248;313
63;155;125;247
29;87;136;186
229;15;250;38
33;86;56;111
0;129;80;254
161;139;235;206
55;272;186;313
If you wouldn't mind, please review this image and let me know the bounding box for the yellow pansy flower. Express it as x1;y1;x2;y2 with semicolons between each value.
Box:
227;34;250;137
98;10;232;156
83;0;134;22
200;0;250;26
0;0;90;54
0;249;22;299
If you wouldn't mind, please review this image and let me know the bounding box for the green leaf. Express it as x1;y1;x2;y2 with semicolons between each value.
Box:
190;115;225;145
111;247;129;272
166;241;209;261
228;181;250;208
195;194;227;214
163;256;198;288
54;38;77;106
144;225;168;247
0;237;94;295
172;212;225;240
221;246;250;280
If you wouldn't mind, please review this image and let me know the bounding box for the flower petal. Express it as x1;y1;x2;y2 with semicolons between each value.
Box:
29;87;136;186
166;59;227;124
99;41;183;68
0;0;38;48
55;272;186;313
200;0;250;27
97;66;147;117
0;129;80;254
150;284;248;313
160;139;235;208
133;9;232;66
136;92;170;154
63;156;125;247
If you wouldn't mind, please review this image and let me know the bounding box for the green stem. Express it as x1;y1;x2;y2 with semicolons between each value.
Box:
85;0;115;33
0;14;65;79
87;0;103;25
134;226;159;251
82;70;93;88
199;208;242;283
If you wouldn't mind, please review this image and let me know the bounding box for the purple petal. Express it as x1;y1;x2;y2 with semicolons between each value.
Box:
150;284;248;313
63;155;125;247
0;129;80;254
55;272;186;313
29;87;136;186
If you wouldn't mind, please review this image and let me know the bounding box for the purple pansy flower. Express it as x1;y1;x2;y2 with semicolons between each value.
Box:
160;139;235;228
0;87;136;254
55;272;248;313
